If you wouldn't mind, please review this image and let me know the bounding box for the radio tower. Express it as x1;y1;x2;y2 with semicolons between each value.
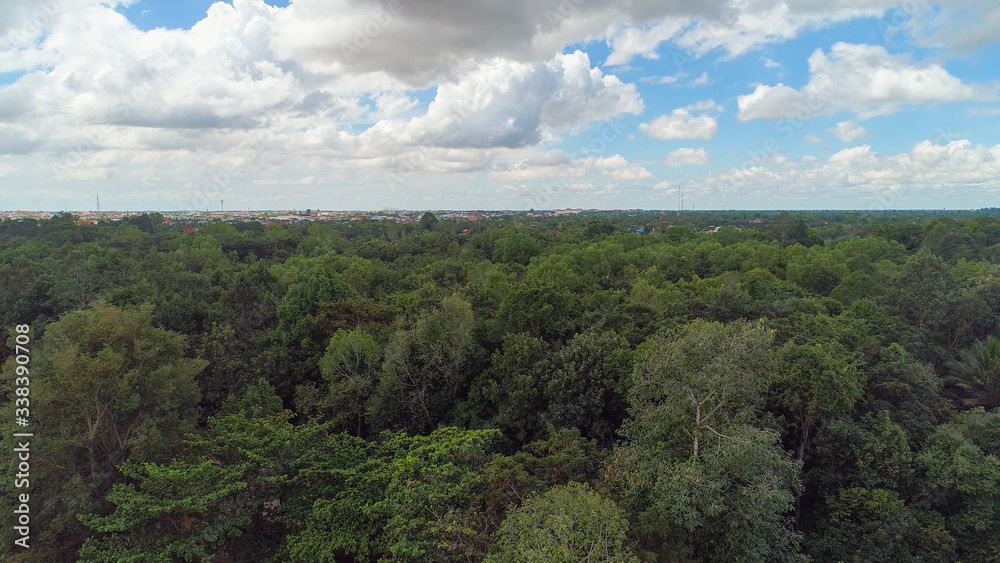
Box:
96;194;100;213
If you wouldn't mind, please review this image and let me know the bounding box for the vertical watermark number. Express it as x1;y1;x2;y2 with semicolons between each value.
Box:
11;324;32;551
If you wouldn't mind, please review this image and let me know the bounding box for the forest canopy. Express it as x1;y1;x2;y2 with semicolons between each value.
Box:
3;209;1000;562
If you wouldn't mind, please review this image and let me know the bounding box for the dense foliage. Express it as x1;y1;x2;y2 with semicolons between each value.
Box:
3;209;1000;561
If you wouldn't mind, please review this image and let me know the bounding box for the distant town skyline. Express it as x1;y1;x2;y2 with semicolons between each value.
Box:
1;1;998;210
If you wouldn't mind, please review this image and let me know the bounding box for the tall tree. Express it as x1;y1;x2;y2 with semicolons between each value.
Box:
809;487;954;563
277;270;358;355
471;332;550;444
284;427;500;563
771;341;862;522
78;379;354;562
773;342;862;463
883;248;955;345
613;321;804;562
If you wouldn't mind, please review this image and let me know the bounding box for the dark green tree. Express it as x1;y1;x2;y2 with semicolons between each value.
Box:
947;336;1000;409
419;212;439;230
918;410;1000;562
0;303;205;561
543;330;632;445
77;379;353;562
809;487;954;563
298;327;382;435
471;332;550;444
284;428;500;563
768;212;810;248
371;296;482;432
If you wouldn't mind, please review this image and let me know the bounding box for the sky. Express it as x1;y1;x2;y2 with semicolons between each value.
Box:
0;0;998;211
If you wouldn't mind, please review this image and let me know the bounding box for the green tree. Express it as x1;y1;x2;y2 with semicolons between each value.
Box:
947;336;1000;408
193;262;284;409
0;303;205;561
771;341;862;523
860;343;947;444
77;379;354;562
613;321;804;562
77;459;253;562
773;342;862;465
918;410;1000;562
284;427;500;563
221;260;281;339
420;212;439;230
486;482;638;563
482;428;603;510
372;296;482;432
543;330;632;445
768;212;810;248
810;487;954;563
584;219;616;238
472;332;550;444
786;250;848;296
811;412;917;497
277;270;358;352
491;285;580;342
302;328;382;435
492;230;544;265
883;248;956;344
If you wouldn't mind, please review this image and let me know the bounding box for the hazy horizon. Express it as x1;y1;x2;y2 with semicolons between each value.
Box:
3;207;994;214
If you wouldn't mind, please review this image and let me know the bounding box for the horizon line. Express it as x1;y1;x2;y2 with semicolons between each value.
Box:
2;208;997;214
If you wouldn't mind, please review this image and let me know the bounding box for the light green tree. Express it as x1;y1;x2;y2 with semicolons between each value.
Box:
486;482;638;563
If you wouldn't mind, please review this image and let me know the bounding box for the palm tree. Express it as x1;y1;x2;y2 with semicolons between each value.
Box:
947;336;1000;409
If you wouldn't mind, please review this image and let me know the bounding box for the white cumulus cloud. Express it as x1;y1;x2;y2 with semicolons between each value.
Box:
664;147;710;165
381;51;643;149
640;100;720;140
605;165;654;179
737;43;994;121
828;120;869;142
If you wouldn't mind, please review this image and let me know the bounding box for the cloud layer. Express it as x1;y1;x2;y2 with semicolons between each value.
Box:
0;0;997;209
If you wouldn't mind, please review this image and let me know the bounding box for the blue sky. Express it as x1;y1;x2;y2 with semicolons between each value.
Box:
119;0;289;30
0;0;998;210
